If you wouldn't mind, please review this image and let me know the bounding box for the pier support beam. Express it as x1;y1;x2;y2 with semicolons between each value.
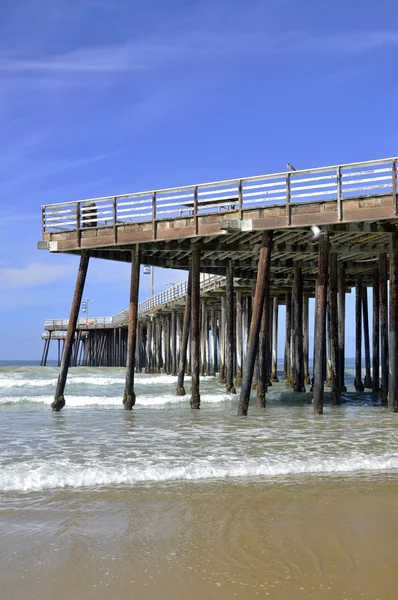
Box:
354;279;365;392
338;265;346;392
313;234;329;414
218;297;226;384
171;310;177;376
372;268;380;392
190;247;201;409
52;252;90;411
257;283;271;407
380;254;389;405
225;260;236;394
362;285;373;389
236;293;243;385
211;307;217;376
303;295;310;385
123;245;140;409
176;268;192;395
293;266;304;392
284;292;292;384
389;232;398;412
329;253;340;404
271;297;279;382
238;231;273;416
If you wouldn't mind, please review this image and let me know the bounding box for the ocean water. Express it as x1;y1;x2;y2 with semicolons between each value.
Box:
1;361;398;599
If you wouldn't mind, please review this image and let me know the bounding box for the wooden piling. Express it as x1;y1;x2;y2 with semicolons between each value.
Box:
338;265;346;392
362;285;373;389
372;268;380;392
313;234;329;414
190;247;201;409
293;266;304;392
257;290;270;407
236;293;243;386
270;297;279;382
354;279;365;392
238;231;273;416
389;232;398;411
52;252;90;410
303;295;310;384
218;297;226;384
225;260;236;393
380;254;389;405
328;253;340;404
171;310;177;376
176;268;192;395
211;307;217;377
200;301;206;377
284;292;292;382
123;245;140;409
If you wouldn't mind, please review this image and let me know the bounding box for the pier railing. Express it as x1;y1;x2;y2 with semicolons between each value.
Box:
44;317;113;329
45;274;224;330
113;273;224;325
42;157;397;233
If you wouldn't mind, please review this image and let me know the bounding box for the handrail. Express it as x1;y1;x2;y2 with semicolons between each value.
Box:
41;157;398;234
44;273;225;329
44;317;113;328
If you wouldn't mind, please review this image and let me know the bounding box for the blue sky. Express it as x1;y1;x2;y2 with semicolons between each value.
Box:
0;0;397;359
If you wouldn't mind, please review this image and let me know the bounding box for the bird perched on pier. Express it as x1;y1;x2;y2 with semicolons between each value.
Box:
286;162;296;171
310;225;324;241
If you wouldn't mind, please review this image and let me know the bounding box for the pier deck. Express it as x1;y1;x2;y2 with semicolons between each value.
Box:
39;157;398;291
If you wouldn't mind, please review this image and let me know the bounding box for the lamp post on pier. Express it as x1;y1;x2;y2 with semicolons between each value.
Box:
81;297;94;324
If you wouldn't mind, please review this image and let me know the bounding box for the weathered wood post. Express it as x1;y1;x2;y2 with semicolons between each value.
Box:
267;301;273;385
328;253;340;404
52;252;90;410
206;309;212;376
161;319;167;373
211;307;217;377
338;264;346;392
146;319;153;373
171;310;177;376
354;279;365;392
238;231;273;416
123;245;140;410
236;293;243;386
362;285;373;389
176;268;192;395
303;295;310;384
218;296;226;384
225;260;236;393
293;266;304;392
166;314;172;374
284;291;292;382
389;232;398;411
271;297;279;382
380;254;389;405
257;288;271;407
313;234;329;414
190;247;201;409
372;268;380;392
200;301;206;376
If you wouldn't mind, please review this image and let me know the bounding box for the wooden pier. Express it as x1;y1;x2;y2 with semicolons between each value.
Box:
38;156;398;413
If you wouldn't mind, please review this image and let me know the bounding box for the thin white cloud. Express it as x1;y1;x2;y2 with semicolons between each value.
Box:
0;27;397;74
0;262;74;290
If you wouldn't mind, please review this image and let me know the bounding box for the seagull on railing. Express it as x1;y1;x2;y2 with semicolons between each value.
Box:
310;225;325;241
286;163;296;171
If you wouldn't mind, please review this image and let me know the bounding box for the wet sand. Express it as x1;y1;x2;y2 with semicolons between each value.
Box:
2;475;398;600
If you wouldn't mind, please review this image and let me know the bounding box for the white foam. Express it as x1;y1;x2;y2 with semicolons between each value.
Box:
2;454;398;492
0;392;229;407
